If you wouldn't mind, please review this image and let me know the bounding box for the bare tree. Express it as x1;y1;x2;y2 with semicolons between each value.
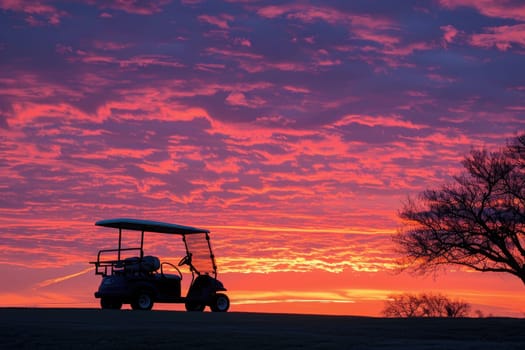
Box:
382;293;423;317
383;293;470;318
395;134;525;285
443;299;471;318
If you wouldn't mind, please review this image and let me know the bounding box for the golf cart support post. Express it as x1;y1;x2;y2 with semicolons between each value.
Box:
90;218;229;312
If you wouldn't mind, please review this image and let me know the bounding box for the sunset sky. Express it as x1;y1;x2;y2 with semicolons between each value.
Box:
1;0;525;317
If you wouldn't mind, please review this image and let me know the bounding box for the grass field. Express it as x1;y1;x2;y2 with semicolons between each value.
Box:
1;308;524;349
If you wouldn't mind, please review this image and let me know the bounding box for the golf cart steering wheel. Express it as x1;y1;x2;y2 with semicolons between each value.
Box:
178;254;192;267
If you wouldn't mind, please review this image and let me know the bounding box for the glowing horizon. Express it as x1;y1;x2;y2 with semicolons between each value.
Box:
1;0;525;317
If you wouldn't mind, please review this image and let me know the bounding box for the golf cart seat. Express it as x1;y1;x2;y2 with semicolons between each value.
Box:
124;255;160;273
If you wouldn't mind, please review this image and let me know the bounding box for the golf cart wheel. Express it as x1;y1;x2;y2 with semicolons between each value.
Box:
131;291;154;310
185;301;205;312
100;297;122;310
210;293;230;312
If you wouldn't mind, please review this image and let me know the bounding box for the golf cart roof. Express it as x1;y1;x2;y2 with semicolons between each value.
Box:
95;218;210;235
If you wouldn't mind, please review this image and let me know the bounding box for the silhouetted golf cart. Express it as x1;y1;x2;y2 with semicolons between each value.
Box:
90;218;229;312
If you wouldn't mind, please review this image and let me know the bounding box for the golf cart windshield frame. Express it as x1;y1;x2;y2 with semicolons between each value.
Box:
93;218;217;278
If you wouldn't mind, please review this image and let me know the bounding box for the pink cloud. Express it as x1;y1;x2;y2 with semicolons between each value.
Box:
194;62;226;72
382;41;434;56
10;102;96;126
439;0;525;21
68;49;184;68
256;4;294;18
258;4;399;47
96;97;210;123
426;72;457;83
313;49;343;67
256;3;439;70
470;24;525;51
206;117;315;147
181;0;203;4
286;6;344;24
92;40;132;51
304;36;316;44
283;85;310;94
0;0;67;25
255;115;296;127
266;61;309;72
234;38;252;47
349;14;396;30
4;78;220;130
205;46;312;73
211;4;428;73
506;106;525;111
198;14;234;29
441;24;459;46
205;157;242;174
334;114;428;130
438;8;525;52
316;58;342;67
240;60;311;73
87;0;173;15
225;91;249;106
356;31;400;48
206;47;263;60
403;132;477;149
119;55;184;68
55;43;73;55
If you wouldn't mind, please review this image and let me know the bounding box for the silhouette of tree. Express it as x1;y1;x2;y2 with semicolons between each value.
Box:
395;134;525;285
382;293;470;318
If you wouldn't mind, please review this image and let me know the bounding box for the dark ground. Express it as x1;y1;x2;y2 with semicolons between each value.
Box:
1;308;524;349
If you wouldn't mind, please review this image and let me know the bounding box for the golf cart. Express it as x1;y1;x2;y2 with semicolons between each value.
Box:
90;218;229;312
